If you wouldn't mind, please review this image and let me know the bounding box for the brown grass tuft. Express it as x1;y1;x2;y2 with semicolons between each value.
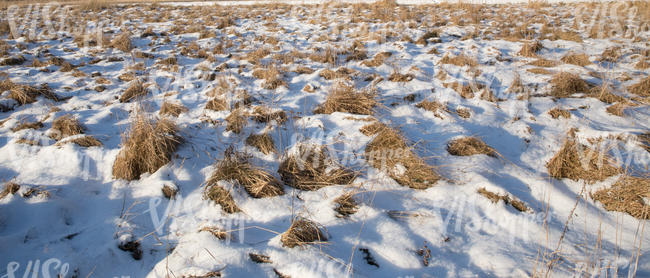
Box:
207;149;283;198
548;107;571;119
249;253;272;264
278;144;356;191
334;192;359;218
160;101;188;117
252;66;287;90
11;121;43;132
162;184;178;199
225;108;247;134
592;176;649;219
251;106;287;125
364;123;440;189
598;47;621;63
3;80;60;104
199;226;230;240
314;82;376;115
111;32;133;52
56;135;102;147
120;81;148;103
388;72;415;82
549;72;590;98
518;41;543;57
638;133;650;153
627;77;650;97
280;217;327;248
561;53;591;67
204;184;240;214
0;181;20;199
439;53;478;67
112;112;180;181
205;98;228;111
546;138;620;182
477;188;528;212
588;85;625;104
447;137;497;157
415;100;448;118
362;51;392;67
246;133;276;155
528;58;559;67
50;115;85;140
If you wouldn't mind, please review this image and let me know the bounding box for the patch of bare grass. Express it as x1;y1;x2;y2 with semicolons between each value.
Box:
627;77;650;97
280;217;327;248
334;192;359;218
518;40;543;57
546;138;620;182
120;81;148;103
246;133;276;155
314;82;376;115
160;101;188;117
278;144;356;191
207;149;283;198
447;137;497;157
440;53;478;67
549;72;590;98
112;111;180;181
592;176;649;219
548;107;571;119
50;114;84;140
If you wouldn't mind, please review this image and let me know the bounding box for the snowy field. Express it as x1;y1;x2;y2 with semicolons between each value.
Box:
0;1;649;277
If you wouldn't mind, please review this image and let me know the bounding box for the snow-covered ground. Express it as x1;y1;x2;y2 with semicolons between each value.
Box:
0;1;649;277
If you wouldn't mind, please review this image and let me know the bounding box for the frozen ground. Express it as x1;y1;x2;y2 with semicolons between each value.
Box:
0;1;649;277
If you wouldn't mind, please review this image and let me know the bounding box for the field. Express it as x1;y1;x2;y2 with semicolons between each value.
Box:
0;0;649;277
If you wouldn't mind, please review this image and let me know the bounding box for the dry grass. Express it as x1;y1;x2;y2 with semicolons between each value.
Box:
548;107;571;119
50;115;85;140
251;106;287;124
278;144;355;191
310;47;339;64
606;102;627;117
199;226;230;240
120;81;148;103
588;85;625;104
0;181;20;199
592;176;649;219
246;133;276;155
364;123;440;189
627;77;650;97
56;136;103;147
415;100;448;118
225;108;247;134
528;58;559;67
280;217;327;248
415;30;439;46
439;53;478;67
314;82;376;115
204;184;240;214
249;253;272;264
112;111;180;181
207;149;283;198
456;107;471;118
477;188;528;212
252;66;287;90
598;47;621;63
549;73;590;98
2;80;61;105
518;41;543;57
635;60;650;69
205;98;228;111
0;55;25;66
638;132;650;152
447;137;497;157
334;192;359;218
159;101;188;117
11;121;43;132
546;138;620;183
362;51;392;67
561;53;591;67
111;32;133;52
388;72;415;82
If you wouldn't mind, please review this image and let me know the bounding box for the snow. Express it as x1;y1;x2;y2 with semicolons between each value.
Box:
1;1;649;278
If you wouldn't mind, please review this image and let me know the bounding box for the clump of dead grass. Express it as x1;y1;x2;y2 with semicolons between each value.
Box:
439;53;478;67
388;72;415;82
246;133;276;155
549;72;591;98
561;53;591;67
447;137;497;157
111;32;133;52
112;111;180;181
280;217;327;248
225;108;247;134
477;187;528;212
50;114;85;140
251;106;287;124
252;66;287;90
207;149;283;198
362;51;392;67
204;184;240;213
199;226;230;240
160;101;188;117
205;98;228;111
592;176;649;219
548;107;571;119
0;181;20;199
278;144;356;191
546;138;620;182
415;100;448;119
334;192;359;218
518;40;543;57
364;123;440;189
314;82;376;115
627;77;650;97
11;121;43;132
120;81;148;103
2;80;61;104
56;136;103;147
